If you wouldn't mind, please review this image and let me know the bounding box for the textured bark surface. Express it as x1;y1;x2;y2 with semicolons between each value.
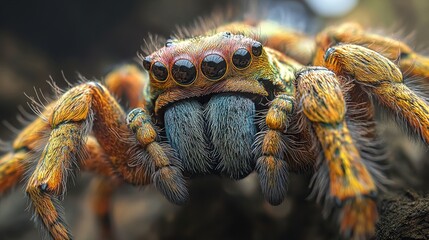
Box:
376;191;429;240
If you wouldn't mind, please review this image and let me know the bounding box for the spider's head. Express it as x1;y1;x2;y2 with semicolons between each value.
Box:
141;32;277;114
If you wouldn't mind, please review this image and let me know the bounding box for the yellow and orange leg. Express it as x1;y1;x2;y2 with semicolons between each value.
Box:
22;81;182;240
81;137;121;240
104;64;185;197
25;135;120;240
297;67;378;238
1;64;148;239
324;44;429;145
251;52;299;205
0;106;119;239
104;64;150;109
126;108;188;204
85;63;148;238
24;82;128;240
26;113;91;240
0;151;27;194
0;105;53;195
255;94;294;205
314;22;429;81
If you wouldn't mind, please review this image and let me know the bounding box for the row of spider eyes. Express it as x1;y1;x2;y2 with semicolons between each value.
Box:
142;41;263;86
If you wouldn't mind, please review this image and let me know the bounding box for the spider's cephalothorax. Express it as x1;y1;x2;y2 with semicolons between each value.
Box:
1;19;429;240
140;32;298;184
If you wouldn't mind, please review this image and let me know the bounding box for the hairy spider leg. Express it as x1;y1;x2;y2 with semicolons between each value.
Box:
85;64;152;238
324;44;429;145
0;105;52;194
254;48;297;205
0;152;27;193
22;81;184;240
296;67;377;238
104;64;150;109
76;137;120;240
314;22;429;81
0;64;153;239
126;108;188;204
0;104;123;239
0;64;147;192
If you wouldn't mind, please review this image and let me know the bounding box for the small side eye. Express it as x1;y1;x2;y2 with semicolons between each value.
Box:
232;48;251;69
201;54;227;80
165;39;174;47
172;59;196;85
142;57;152;71
252;42;263;56
152;61;168;81
222;32;231;38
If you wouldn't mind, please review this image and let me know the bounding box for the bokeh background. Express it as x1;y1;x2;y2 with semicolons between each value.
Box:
1;0;429;239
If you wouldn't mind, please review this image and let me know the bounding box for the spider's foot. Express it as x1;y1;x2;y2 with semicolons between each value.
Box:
255;155;288;205
153;166;188;205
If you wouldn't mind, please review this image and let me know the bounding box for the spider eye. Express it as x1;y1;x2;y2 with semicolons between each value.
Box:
165;39;174;47
142;57;152;71
252;42;263;56
222;32;231;38
152;61;168;81
172;59;196;85
232;48;251;69
201;54;227;80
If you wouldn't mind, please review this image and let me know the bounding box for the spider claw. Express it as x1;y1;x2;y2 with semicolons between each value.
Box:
152;166;189;205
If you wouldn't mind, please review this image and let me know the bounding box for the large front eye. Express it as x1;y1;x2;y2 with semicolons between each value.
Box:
201;54;227;80
232;48;251;69
172;59;196;85
152;61;168;81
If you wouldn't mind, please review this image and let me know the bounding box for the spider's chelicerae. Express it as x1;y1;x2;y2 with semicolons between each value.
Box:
1;19;429;240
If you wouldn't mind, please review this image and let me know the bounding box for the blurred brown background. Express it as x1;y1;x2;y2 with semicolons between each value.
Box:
1;0;429;239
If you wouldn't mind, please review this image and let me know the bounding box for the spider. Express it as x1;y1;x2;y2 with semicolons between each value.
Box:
1;18;429;240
